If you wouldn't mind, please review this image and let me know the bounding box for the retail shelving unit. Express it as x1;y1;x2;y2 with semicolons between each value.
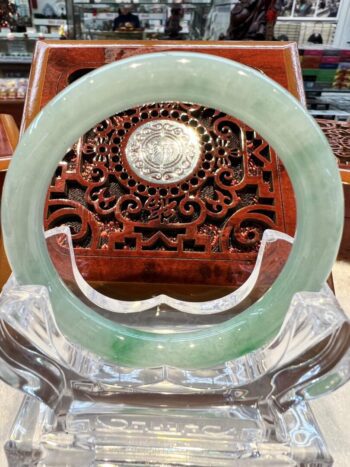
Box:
71;0;211;40
0;33;60;126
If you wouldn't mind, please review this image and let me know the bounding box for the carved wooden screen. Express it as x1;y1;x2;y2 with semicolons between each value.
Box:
317;119;350;259
23;41;301;287
317;120;350;170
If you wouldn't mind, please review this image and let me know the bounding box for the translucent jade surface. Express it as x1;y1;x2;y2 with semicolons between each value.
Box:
1;52;344;369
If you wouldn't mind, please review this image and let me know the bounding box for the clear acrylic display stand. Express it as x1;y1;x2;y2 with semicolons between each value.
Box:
0;228;349;466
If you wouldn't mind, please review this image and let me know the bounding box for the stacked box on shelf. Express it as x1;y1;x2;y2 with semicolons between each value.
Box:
340;50;350;62
300;48;350;90
334;62;350;89
336;50;350;89
301;55;322;69
302;68;336;90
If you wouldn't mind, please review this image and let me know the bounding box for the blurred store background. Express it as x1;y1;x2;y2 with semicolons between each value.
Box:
0;0;349;125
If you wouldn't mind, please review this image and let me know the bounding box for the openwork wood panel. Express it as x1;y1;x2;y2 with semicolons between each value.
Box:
316;119;350;169
22;41;302;286
45;101;295;286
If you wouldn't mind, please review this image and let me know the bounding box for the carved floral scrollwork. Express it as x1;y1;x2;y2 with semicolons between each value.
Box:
144;197;177;222
316;119;350;168
220;205;276;252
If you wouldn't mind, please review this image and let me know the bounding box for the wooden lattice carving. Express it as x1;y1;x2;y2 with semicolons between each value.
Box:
16;41;303;288
44;101;295;286
316;119;350;169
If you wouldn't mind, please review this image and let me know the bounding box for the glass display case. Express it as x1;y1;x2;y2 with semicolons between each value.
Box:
0;33;59;125
0;35;34;65
30;0;68;35
71;0;211;40
0;35;33;125
0;0;66;33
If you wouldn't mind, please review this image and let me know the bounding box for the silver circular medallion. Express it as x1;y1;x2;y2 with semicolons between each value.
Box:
125;119;201;184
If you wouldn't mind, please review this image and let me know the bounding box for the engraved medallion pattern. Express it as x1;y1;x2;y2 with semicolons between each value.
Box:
125;120;201;184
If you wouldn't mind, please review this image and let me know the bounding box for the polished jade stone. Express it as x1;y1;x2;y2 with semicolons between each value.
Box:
1;52;344;369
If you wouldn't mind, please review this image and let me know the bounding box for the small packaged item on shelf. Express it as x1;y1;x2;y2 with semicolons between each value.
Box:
7;80;17;99
333;63;350;89
0;80;7;99
0;78;28;100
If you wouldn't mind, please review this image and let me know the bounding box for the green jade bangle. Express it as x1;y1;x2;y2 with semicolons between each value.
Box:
1;53;344;369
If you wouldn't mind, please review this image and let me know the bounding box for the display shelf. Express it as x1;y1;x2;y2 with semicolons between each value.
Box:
0;32;61;38
0;56;32;63
0;98;24;103
306;89;350;120
300;46;350;118
32;19;66;26
306;88;350;93
0;36;36;66
277;17;340;22
310;109;350;119
0;54;28;127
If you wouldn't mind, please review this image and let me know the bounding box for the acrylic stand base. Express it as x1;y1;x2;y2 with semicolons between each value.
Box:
1;229;349;466
5;395;333;467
